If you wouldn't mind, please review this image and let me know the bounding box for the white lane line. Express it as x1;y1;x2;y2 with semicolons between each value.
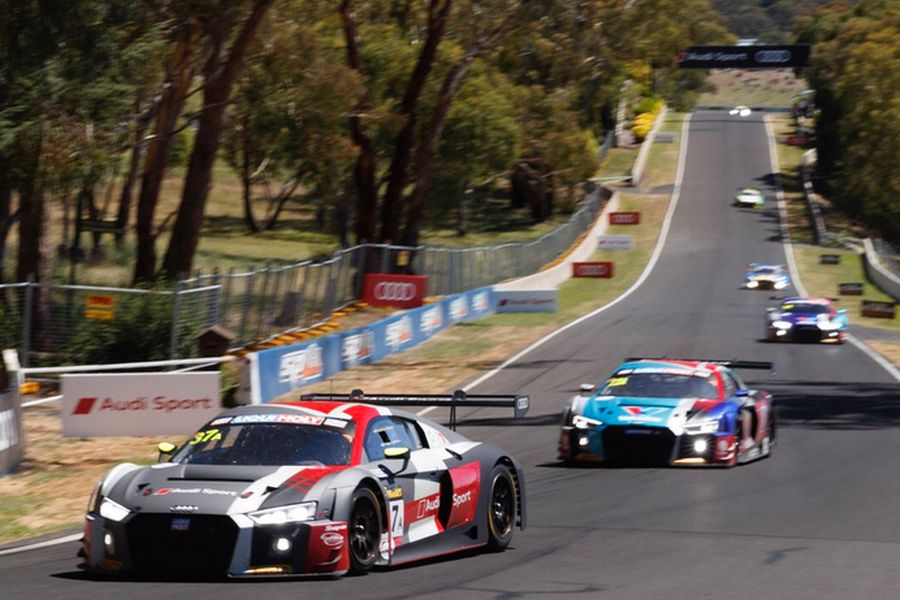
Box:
0;532;82;557
418;113;693;419
22;394;62;408
764;115;900;383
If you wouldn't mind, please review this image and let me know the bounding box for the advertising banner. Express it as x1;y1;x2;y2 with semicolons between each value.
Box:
676;45;810;69
363;273;428;309
573;261;614;278
0;350;24;476
62;372;221;437
597;235;634;251
838;283;864;296
253;287;496;403
861;300;896;319
495;289;558;313
609;212;641;225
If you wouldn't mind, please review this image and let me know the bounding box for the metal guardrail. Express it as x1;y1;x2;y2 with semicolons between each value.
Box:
0;189;606;366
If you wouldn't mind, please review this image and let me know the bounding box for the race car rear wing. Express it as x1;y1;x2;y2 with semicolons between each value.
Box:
299;389;529;430
625;357;775;373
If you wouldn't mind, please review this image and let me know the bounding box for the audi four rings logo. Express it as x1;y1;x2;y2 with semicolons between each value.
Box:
374;282;417;301
755;50;791;63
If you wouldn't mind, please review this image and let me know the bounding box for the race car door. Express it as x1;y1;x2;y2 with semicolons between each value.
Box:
362;416;448;554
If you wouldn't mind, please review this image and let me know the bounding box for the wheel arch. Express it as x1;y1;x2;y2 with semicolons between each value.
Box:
494;456;526;530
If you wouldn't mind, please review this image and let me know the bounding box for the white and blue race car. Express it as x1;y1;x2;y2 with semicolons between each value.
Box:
743;263;791;291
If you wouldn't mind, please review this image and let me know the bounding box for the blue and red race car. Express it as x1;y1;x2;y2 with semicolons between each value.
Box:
765;296;848;343
559;358;775;467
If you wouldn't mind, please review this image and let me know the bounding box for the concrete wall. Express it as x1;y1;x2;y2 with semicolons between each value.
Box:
863;239;900;302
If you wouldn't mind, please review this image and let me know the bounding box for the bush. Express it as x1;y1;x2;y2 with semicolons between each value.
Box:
633;96;663;118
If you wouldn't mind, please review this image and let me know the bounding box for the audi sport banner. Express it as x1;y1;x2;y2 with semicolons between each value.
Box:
495;289;558;313
676;45;810;69
254;287;495;402
61;372;221;437
363;273;427;309
0;350;24;477
573;261;614;278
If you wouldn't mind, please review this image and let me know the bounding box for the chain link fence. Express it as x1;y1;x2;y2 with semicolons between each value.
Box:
1;189;607;366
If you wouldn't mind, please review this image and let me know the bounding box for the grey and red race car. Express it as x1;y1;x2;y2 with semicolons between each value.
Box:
80;390;528;578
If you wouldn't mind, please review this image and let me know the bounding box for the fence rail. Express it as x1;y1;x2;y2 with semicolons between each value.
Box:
0;189;606;366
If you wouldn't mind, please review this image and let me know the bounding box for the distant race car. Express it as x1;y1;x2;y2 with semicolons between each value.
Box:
743;263;791;291
734;188;765;208
766;296;848;343
558;358;775;467
729;105;752;117
80;390;528;578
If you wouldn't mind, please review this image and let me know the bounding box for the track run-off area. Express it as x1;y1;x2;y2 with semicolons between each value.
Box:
1;111;898;599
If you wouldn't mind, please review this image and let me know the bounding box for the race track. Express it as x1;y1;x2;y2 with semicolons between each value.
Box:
2;111;899;599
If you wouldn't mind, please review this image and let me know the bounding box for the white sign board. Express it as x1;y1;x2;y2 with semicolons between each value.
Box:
62;372;221;437
597;234;634;251
495;289;558;313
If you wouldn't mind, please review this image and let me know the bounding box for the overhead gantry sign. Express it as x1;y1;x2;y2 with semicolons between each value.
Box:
677;45;810;69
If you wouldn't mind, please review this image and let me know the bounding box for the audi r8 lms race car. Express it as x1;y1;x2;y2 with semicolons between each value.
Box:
765;296;848;343
742;263;791;291
80;390;528;578
728;105;752;117
558;358;775;467
734;187;765;208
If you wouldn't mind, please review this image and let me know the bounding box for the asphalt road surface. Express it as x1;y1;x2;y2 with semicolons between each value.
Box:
2;111;898;599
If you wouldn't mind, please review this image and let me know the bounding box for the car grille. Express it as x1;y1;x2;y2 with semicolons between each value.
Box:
755;280;775;290
602;426;675;464
792;325;822;343
126;514;238;575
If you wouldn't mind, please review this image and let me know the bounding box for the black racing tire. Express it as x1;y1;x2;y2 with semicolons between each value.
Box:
486;464;517;551
348;487;381;575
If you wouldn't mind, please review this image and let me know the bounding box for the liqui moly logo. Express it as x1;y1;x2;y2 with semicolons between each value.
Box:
386;316;413;350
278;344;324;384
420;305;443;336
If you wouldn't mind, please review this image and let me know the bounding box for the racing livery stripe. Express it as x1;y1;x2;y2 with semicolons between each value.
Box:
226;466;300;514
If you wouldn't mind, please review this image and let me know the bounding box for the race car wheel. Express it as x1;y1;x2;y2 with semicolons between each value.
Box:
486;464;517;551
348;487;381;575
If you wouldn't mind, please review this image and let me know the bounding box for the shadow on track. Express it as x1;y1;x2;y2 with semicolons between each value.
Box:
770;380;900;430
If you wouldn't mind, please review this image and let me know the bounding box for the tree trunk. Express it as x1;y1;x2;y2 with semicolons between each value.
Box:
378;0;452;244
133;27;199;283
160;0;276;278
115;93;151;247
340;0;378;245
0;164;11;282
240;115;261;233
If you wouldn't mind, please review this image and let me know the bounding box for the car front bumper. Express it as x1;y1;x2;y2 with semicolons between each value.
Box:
558;426;737;466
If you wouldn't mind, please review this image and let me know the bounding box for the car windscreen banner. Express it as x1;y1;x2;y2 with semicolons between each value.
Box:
0;350;24;476
61;372;220;437
254;286;495;402
362;273;428;309
676;45;810;69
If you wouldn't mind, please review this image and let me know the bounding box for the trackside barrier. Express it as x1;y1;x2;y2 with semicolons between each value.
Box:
252;287;495;403
862;239;900;302
0;350;24;476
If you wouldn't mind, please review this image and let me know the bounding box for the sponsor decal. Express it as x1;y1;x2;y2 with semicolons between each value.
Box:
609;211;640;225
320;532;344;548
169;505;199;513
620;406;667;423
597;234;634;251
170;517;191;532
472;290;490;313
447;461;480;529
387;486;404;500
452;490;472;508
275;414;325;426
154;487;238;497
71;396;213;415
416;495;441;519
495;290;558;313
342;330;375;368
323;417;349;429
325;524;347;532
386;316;413;350
210;416;232;426
449;297;468;322
572;261;614;278
363;274;427;309
278;344;323;384
420;305;444;336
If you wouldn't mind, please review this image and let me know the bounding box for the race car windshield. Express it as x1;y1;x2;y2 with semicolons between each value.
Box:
782;303;829;314
173;423;354;466
754;267;779;275
601;373;719;399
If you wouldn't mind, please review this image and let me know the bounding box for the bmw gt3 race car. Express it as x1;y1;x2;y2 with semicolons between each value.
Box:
766;296;848;343
743;263;790;291
734;187;765;208
558;358;775;467
80;390;528;578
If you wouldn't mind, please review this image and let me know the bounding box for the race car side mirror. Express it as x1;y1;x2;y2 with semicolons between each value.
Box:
579;383;594;394
157;441;176;463
735;390;749;397
837;309;847;315
384;447;411;460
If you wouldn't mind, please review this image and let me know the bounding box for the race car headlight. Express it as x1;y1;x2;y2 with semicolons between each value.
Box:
99;497;132;522
248;501;317;526
683;419;720;435
774;282;786;290
818;320;839;330
773;320;792;329
572;415;603;430
746;280;758;289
